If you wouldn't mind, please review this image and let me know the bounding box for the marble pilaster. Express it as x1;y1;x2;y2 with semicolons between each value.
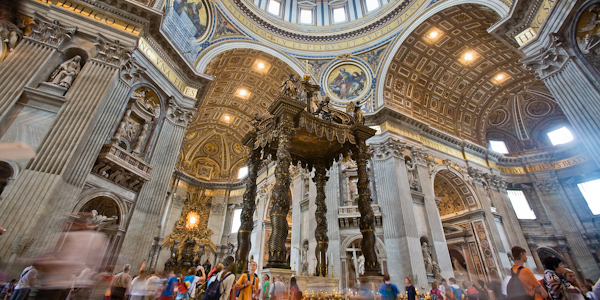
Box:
0;34;133;274
370;135;424;289
116;100;193;271
533;176;600;278
417;163;453;281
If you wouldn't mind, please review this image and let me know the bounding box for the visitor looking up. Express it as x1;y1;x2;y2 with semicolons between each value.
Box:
236;261;259;300
507;246;547;300
378;273;400;300
564;269;583;292
543;256;584;300
262;274;270;300
405;277;417;300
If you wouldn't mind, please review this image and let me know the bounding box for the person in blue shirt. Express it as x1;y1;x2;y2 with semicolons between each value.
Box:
449;278;463;300
379;274;400;300
161;270;179;300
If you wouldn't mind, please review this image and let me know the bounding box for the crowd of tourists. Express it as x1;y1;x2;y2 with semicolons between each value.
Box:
380;246;600;300
6;245;600;300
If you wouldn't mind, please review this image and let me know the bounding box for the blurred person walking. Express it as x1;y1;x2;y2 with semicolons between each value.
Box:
0;280;16;300
269;275;286;300
9;265;36;300
130;270;149;300
110;264;132;300
379;274;400;300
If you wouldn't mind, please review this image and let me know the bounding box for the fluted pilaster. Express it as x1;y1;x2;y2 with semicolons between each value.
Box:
117;116;189;270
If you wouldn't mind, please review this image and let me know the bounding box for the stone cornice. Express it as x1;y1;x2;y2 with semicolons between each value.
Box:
91;0;213;102
173;169;246;190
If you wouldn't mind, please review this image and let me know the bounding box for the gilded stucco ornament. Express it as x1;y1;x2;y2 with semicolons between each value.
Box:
521;35;570;80
167;98;195;127
28;12;76;47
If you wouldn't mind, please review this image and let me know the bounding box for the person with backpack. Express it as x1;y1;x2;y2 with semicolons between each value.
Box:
449;278;463;300
465;282;479;300
204;263;235;300
405;277;417;300
431;281;447;300
378;274;399;300
507;246;548;300
9;265;36;300
235;262;259;300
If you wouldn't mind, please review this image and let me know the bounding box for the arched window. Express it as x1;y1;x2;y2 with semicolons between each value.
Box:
364;0;380;12
332;6;347;23
267;0;282;16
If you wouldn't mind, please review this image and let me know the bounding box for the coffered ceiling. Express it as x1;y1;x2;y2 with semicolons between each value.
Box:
179;49;299;182
382;4;566;149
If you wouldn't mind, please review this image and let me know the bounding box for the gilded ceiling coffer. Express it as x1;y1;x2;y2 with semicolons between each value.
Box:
236;74;379;275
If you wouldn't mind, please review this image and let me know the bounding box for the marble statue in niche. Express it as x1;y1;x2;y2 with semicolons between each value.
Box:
48;56;82;89
301;241;308;275
405;157;420;191
357;254;365;275
452;257;467;275
422;241;433;274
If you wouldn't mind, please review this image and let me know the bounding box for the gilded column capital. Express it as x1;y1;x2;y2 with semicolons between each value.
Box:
535;178;560;194
95;33;134;67
120;54;146;86
369;138;406;160
521;34;571;80
166;98;195;127
27;12;77;47
467;167;484;185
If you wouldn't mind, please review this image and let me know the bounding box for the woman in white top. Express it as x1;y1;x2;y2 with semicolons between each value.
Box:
129;271;149;300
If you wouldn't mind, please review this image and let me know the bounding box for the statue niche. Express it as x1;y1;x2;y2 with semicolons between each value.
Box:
47;55;82;89
112;87;160;156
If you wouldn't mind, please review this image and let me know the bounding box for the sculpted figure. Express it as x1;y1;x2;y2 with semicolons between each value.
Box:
49;55;82;88
354;101;364;125
422;242;433;274
357;254;365;275
432;261;442;280
452;258;467;275
280;73;297;98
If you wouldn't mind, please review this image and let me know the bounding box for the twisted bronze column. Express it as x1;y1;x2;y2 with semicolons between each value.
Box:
353;135;381;276
267;125;294;269
313;163;329;276
236;148;261;272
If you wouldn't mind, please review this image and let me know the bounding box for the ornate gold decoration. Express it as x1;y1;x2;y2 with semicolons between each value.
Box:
164;187;214;267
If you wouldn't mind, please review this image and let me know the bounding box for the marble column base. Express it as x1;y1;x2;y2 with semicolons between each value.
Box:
294;275;340;293
357;276;384;294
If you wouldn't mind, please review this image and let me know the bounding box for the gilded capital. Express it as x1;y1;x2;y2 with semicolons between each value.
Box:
166;98;195;127
27;12;77;47
521;35;571;80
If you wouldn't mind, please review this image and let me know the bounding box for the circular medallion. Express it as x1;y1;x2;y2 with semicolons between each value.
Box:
204;143;219;155
325;62;370;104
186;131;197;140
233;142;245;155
488;108;508;126
526;100;551;117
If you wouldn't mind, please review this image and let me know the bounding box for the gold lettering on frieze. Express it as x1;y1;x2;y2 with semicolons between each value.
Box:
137;38;199;98
221;0;427;52
498;153;593;174
34;0;142;35
515;0;556;46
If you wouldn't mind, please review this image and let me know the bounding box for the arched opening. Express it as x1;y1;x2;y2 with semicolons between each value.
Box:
434;168;500;281
341;235;387;291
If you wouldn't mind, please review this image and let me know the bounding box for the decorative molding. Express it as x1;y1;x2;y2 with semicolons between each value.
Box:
369;138;406;160
521;35;571;80
535;178;560;194
528;242;539;251
95;33;134;66
468;167;484;184
27;12;77;47
557;244;570;253
166;98;195;127
120;54;146;86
